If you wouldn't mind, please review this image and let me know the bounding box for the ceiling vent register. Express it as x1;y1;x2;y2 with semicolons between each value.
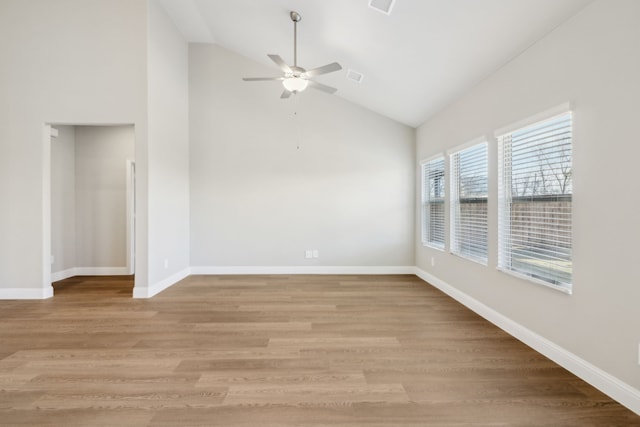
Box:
368;0;396;15
346;69;364;83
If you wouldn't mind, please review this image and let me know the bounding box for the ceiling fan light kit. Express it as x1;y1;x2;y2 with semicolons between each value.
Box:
242;11;342;98
282;77;308;93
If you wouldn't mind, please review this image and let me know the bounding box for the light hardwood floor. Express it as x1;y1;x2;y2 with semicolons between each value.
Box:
0;274;638;426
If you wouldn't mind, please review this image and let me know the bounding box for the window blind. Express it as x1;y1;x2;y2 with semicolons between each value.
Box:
450;142;488;264
421;157;445;249
497;112;572;291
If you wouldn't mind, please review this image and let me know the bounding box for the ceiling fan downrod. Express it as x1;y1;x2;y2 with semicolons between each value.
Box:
291;11;301;68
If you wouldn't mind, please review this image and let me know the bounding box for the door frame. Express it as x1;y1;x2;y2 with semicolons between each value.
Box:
126;159;135;275
45;122;137;295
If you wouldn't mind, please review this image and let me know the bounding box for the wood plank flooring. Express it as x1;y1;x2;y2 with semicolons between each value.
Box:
0;274;638;426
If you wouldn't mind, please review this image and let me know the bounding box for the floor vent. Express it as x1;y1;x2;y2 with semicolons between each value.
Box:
368;0;396;15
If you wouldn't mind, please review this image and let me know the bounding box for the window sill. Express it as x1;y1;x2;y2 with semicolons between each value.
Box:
451;251;487;267
497;267;572;295
422;242;445;251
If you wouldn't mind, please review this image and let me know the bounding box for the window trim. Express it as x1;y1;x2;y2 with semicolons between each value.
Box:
446;136;487;157
449;139;488;265
420;154;446;250
496;106;573;294
494;102;572;139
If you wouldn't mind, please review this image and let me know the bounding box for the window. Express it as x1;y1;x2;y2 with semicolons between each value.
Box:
421;156;445;249
497;111;572;292
450;141;488;264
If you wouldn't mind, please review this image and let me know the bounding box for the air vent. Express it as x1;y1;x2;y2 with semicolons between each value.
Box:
368;0;396;15
346;69;364;83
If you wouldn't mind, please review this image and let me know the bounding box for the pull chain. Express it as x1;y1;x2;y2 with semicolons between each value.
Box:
294;93;301;150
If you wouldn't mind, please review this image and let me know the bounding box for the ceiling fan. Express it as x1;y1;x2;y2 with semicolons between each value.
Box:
242;11;342;99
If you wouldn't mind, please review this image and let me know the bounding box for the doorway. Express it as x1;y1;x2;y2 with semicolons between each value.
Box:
48;124;136;294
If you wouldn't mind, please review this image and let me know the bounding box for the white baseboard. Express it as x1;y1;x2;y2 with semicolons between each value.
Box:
414;267;640;417
74;267;130;276
133;268;190;299
0;286;54;300
189;266;416;275
51;267;130;280
51;268;76;282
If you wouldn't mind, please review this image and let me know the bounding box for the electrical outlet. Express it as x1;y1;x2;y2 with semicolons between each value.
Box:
305;250;313;259
430;257;435;267
312;250;319;258
164;259;169;269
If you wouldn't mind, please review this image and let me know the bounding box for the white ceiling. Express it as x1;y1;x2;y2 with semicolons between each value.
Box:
158;0;592;128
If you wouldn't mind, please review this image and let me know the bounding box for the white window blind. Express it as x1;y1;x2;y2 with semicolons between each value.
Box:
497;112;572;292
421;156;445;249
450;142;488;264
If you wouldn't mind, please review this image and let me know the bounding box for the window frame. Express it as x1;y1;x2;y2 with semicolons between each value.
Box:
448;138;488;265
420;155;446;250
496;104;573;294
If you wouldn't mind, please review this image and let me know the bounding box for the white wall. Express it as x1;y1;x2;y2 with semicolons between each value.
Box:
75;126;134;270
189;44;415;270
416;0;640;395
51;126;76;274
0;0;149;296
142;0;190;295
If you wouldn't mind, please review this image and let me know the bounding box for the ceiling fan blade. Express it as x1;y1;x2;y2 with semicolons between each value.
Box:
305;62;342;77
307;80;338;95
267;54;292;73
242;77;284;81
280;90;292;99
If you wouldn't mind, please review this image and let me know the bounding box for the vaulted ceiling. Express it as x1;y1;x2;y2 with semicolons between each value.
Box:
158;0;592;127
